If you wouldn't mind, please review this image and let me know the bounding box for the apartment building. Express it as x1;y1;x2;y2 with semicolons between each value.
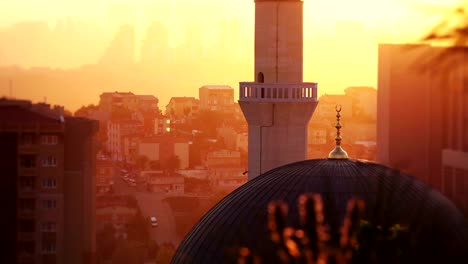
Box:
0;99;98;264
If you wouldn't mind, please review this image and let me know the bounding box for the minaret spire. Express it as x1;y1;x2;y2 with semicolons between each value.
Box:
328;105;348;159
239;0;318;180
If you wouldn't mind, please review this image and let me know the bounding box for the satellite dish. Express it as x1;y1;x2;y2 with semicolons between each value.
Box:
59;115;65;123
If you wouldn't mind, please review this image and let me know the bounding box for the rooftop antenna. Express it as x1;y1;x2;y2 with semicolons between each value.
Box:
328;104;349;159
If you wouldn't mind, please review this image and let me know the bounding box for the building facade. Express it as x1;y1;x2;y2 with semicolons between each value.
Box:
141;170;184;193
106;120;143;161
99;92;159;114
0;99;98;264
199;85;234;112
138;136;190;170
377;44;467;212
165;97;199;121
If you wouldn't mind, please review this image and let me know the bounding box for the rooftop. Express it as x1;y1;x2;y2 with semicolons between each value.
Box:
200;85;233;90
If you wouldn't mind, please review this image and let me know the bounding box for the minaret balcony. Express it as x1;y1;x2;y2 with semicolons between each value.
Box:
239;82;318;102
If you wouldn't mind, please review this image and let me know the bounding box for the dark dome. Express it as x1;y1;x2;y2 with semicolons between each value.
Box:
172;159;468;264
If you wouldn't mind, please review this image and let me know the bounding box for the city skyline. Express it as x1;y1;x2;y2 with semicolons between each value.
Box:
2;1;466;263
0;0;462;111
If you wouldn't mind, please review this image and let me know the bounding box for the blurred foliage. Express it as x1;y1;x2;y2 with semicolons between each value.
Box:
239;194;413;264
156;243;176;264
96;223;117;261
419;3;468;73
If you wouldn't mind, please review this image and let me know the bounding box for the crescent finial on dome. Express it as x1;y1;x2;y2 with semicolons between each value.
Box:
328;104;349;159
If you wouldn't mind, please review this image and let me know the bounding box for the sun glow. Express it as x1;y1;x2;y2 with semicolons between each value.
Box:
0;0;463;110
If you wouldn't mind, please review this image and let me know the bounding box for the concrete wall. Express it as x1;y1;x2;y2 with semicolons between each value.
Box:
377;44;445;186
174;143;189;169
139;142;160;161
240;101;317;179
255;1;303;83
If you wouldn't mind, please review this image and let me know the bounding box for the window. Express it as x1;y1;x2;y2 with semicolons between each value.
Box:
41;156;57;167
41;135;58;145
42;178;57;189
42;199;57;210
18;241;35;255
41;222;57;232
19;176;35;190
19;220;35;233
20;133;34;145
19;198;35;211
20;155;36;168
42;241;56;254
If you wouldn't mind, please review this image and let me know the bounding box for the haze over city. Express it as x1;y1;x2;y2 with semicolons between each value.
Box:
1;0;467;263
0;0;462;110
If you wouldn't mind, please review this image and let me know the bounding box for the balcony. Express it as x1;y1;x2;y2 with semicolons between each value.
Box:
18;144;40;154
239;82;318;102
17;253;35;264
18;186;36;195
18;208;36;219
19;167;37;176
18;231;35;241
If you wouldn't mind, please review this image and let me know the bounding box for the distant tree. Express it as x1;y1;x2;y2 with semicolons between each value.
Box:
127;209;149;243
111;240;145;264
137;155;149;170
156;243;176;264
96;223;117;261
74;104;98;117
148;239;160;259
163;155;180;172
192;110;226;137
184;177;211;193
63;109;73;116
149;160;161;170
188;133;212;168
111;105;132;120
183;106;191;117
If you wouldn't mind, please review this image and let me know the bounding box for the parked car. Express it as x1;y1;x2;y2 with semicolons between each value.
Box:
150;216;158;227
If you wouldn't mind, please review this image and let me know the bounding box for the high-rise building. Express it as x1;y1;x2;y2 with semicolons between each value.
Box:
140;21;170;65
0;99;98;264
239;0;318;180
377;44;468;211
99;24;135;65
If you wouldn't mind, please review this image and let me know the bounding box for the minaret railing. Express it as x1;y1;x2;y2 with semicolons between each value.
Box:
239;82;318;102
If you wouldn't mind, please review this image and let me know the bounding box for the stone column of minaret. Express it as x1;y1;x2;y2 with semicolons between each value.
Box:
239;0;318;180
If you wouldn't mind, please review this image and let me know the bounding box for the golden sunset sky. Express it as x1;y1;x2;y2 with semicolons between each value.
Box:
0;0;463;111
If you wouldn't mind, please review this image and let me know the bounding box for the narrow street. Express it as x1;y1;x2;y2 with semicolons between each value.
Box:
113;175;182;246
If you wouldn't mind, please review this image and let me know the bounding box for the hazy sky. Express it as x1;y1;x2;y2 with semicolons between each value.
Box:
0;0;463;110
